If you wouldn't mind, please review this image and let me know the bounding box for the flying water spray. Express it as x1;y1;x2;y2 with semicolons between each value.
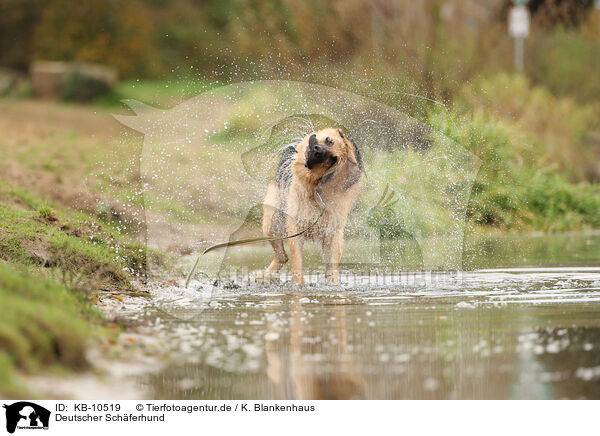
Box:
113;81;481;287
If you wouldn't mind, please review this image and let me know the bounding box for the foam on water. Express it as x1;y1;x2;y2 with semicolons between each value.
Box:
144;268;600;311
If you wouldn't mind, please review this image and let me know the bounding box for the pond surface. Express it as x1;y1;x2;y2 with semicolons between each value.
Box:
133;232;600;399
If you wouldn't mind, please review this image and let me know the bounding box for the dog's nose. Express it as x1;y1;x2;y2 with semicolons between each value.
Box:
311;144;324;154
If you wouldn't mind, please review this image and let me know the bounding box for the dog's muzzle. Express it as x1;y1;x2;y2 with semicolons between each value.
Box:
305;144;327;169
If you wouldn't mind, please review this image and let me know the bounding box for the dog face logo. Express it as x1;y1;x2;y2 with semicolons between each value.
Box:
3;402;50;434
114;81;481;284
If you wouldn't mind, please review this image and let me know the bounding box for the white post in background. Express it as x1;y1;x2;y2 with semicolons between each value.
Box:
508;1;530;73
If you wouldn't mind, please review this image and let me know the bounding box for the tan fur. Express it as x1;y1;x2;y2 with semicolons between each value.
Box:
262;128;362;285
265;295;365;399
262;181;288;277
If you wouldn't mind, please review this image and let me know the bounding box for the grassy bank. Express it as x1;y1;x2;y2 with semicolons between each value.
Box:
0;182;151;293
0;263;95;397
0;180;158;396
0;98;167;396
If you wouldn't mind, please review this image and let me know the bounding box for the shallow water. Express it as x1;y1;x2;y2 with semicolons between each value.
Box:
133;232;600;399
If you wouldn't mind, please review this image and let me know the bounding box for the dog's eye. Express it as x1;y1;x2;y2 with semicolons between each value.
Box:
325;137;333;146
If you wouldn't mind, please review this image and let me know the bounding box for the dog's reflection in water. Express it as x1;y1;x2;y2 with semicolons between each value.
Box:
265;294;365;400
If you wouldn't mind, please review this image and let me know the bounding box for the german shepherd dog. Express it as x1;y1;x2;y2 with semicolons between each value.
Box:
262;128;363;285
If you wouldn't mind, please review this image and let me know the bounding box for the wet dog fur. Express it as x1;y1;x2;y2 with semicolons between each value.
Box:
262;128;363;285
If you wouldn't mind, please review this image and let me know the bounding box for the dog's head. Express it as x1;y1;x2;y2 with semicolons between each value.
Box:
303;128;358;171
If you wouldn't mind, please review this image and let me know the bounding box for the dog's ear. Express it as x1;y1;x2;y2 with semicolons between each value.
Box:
338;129;357;165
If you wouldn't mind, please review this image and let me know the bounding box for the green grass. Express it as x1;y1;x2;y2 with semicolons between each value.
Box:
0;181;156;293
96;77;221;108
0;181;167;396
523;172;600;231
0;262;96;397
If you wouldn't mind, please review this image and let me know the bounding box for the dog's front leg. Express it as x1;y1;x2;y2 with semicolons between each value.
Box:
287;223;304;286
288;237;304;286
324;231;344;284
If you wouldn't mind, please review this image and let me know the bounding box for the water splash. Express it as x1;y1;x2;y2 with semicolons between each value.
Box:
113;80;481;285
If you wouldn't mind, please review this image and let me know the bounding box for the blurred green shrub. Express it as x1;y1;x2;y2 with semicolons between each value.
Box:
527;27;600;103
524;171;600;231
457;73;600;183
60;70;111;102
429;107;600;232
